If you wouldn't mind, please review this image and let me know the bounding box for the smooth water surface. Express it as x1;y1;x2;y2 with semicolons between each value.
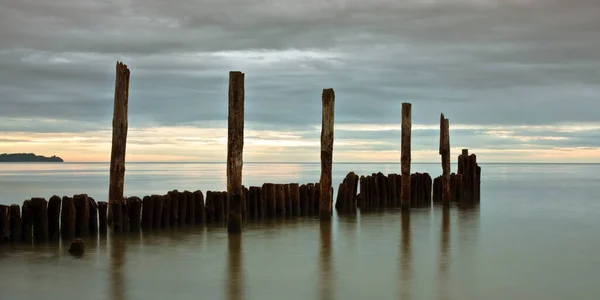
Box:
1;163;599;300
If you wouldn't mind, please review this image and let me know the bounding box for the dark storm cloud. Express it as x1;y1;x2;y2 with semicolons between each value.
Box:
1;0;599;148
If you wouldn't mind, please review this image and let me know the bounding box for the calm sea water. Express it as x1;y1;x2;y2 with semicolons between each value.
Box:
1;162;599;300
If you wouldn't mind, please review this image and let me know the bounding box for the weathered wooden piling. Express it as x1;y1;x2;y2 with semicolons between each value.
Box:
112;199;123;233
9;204;21;243
179;191;189;226
152;195;164;229
457;149;481;203
98;201;108;235
242;186;248;221
169;190;179;227
439;114;451;206
31;197;49;243
0;205;9;244
299;184;308;216
160;194;171;228
121;199;130;233
284;184;292;217
246;187;256;219
358;176;366;210
108;61;130;228
185;191;195;225
275;184;286;218
289;183;300;217
334;172;359;214
216;191;226;222
22;200;33;243
89;197;98;236
47;195;61;241
255;187;264;219
433;176;441;204
205;191;215;223
307;183;315;215
227;70;245;233
401;102;412;209
320;88;335;221
141;196;154;230
262;183;276;218
73;194;89;237
194;190;205;225
127;197;142;231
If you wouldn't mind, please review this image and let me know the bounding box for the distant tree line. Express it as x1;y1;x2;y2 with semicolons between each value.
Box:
0;153;64;162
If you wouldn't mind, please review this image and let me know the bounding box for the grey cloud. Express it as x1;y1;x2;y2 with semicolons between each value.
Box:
1;0;600;153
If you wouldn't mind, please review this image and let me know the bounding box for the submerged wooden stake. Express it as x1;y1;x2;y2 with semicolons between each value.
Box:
227;71;245;234
439;114;451;206
401;103;412;209
320;88;335;221
108;61;130;228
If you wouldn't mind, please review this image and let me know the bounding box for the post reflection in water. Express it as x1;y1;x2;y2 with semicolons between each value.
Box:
110;235;126;300
399;210;412;300
319;222;334;300
437;207;451;300
227;234;244;300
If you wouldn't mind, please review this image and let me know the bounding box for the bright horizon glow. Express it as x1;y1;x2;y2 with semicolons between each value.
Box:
2;122;600;164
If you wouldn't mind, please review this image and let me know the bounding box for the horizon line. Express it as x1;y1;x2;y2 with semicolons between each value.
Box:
9;161;600;165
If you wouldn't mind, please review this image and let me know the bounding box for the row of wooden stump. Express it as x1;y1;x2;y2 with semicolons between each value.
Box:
0;166;481;245
335;172;435;213
433;150;481;204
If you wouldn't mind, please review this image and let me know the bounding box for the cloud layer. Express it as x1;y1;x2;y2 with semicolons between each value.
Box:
1;0;599;162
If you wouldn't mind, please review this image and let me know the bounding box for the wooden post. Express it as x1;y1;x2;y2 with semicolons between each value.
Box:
98;201;108;235
141;196;154;230
275;184;286;218
47;195;61;241
227;71;245;234
179;191;188;226
152;195;164;229
89;197;98;236
108;61;130;228
194;190;205;225
22;200;33;244
9;204;21;243
169;190;179;227
0;205;9;244
31;197;48;243
160;194;171;228
205;191;215;223
128;197;142;231
289;183;300;217
185;190;195;225
73;195;89;237
401;103;412;209
439;114;451;206
320;88;335;221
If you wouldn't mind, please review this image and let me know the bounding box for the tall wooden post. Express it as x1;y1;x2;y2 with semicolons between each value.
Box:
319;88;335;221
227;71;245;234
439;114;451;206
108;61;130;227
400;103;412;209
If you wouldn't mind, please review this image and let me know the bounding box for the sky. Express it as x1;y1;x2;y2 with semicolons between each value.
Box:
1;0;599;163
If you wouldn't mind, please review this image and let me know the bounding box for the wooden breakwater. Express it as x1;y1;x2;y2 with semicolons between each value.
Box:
0;153;480;246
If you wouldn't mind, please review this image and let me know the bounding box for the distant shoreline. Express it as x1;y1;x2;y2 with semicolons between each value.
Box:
0;153;64;163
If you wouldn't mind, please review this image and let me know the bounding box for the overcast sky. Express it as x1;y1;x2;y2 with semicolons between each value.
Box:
1;0;599;163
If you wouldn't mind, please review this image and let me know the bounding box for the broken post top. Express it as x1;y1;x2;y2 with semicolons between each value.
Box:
229;71;244;75
439;114;449;154
322;88;335;99
116;61;130;75
462;149;469;156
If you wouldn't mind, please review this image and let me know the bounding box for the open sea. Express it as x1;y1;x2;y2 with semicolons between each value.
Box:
0;162;599;300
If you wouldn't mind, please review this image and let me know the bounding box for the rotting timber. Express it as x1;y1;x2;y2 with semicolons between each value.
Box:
0;63;482;245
